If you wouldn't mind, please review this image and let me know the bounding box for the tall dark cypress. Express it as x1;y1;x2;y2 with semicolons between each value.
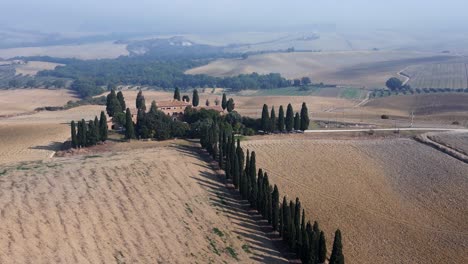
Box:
294;198;301;251
294;112;300;131
76;121;82;147
270;106;276;132
300;102;310;131
80;119;87;147
174;87;181;101
278;105;285;132
318;231;327;264
289;200;296;248
272;185;280;231
192;89;199;107
282;197;289;241
309;227;319;264
93;116;100;142
249;152;257;207
87;120;97;146
136;90;146;111
221;93;227;110
117;91;126;110
71;120;77;148
125;108;136;139
329;229;344;264
106;89;122;117
256;169;264;212
233;149;239;188
99;111;108;141
286;103;294;132
261;104;270;132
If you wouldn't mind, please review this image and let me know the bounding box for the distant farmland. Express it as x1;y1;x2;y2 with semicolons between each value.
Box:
403;63;468;89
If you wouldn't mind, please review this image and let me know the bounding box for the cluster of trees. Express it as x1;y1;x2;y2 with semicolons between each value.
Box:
200;120;344;264
261;103;310;132
371;87;468;98
385;77;410;91
293;77;312;87
37;55;293;98
70;111;108;148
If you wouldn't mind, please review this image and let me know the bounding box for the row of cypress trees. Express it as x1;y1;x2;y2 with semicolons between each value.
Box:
200;119;344;264
70;111;108;148
261;103;310;132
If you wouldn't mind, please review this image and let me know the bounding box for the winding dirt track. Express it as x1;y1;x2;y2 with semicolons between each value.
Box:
0;145;287;263
242;138;468;264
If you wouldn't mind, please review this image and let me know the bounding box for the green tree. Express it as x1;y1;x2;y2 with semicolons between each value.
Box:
149;100;158;114
329;229;344;264
221;93;227;110
294;112;300;130
226;98;235;112
182;95;190;102
106;90;122;117
99;111;108;141
318;231;327;264
278;105;285;132
301;77;311;86
272;185;280;231
286;104;294;132
87;120;98;146
192;89;199;106
300;102;310;131
270;106;276;132
117;91;126;110
174;87;181;101
136;90;146;111
71;121;77;148
205;99;210;106
125;108;136;139
261;104;270;132
79;119;87;147
94;116;100;142
385;77;403;91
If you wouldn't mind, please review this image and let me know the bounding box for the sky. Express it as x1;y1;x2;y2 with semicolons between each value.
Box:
2;0;468;33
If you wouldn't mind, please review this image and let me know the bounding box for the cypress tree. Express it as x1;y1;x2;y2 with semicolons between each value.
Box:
99;111;108;141
225;155;231;179
294;198;301;249
318;231;327;264
289;200;296;248
300;102;310;131
125;108;136;139
261;104;269;132
309;227;319;264
270;106;276;132
329;229;344;264
76;121;82;147
302;229;310;263
286;103;294;132
282;197;289;240
87;120;97;146
106;90;121;117
226;98;235;112
136;90;146;111
256;169;264;211
174;87;181;101
278;105;285;132
149;100;158;114
233;151;239;188
221;93;227;110
249;152;257;207
192;89;199;107
298;209;305;257
80;119;87;147
290;213;296;249
272;185;280;231
294;112;300;131
117;91;126;110
94;116;100;142
71;121;77;148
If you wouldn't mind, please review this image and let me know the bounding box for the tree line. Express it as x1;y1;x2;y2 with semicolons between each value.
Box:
200;119;344;264
261;103;310;132
70;111;108;148
37;55;293;98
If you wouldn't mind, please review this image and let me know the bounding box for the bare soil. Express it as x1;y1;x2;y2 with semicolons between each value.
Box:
242;138;468;264
0;144;287;263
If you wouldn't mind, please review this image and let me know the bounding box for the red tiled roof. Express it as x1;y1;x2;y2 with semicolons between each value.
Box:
157;100;191;108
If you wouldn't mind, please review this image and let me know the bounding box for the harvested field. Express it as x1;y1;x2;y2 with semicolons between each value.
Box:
364;93;468;115
0;41;128;60
403;63;468;89
186;51;456;87
0;105;104;165
428;131;468;155
0;144;286;263
15;61;64;76
242;138;468;264
0;89;78;116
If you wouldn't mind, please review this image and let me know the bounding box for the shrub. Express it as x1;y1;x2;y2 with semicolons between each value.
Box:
381;114;389;119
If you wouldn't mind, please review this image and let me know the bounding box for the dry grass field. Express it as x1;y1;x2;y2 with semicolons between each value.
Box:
0;41;128;60
15;61;64;76
0;144;287;263
242;137;468;264
403;63;468;89
186;51;455;87
364;93;468;115
0;89;78;116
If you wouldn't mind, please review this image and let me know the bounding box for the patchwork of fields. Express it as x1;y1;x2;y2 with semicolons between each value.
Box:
403;63;468;89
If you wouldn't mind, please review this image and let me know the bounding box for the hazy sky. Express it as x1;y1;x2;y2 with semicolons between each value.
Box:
3;0;468;33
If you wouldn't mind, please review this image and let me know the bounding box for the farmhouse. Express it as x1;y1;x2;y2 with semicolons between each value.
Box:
158;99;192;116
